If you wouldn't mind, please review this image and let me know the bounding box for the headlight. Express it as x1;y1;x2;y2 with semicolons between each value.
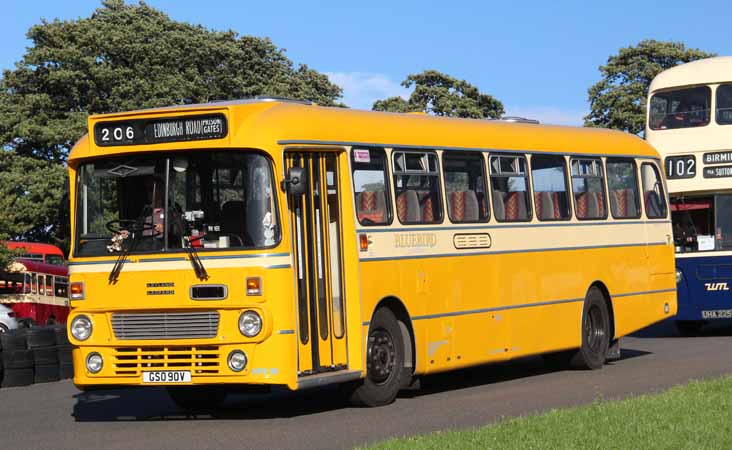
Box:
86;352;103;373
238;310;262;337
71;315;93;341
676;269;683;284
227;350;248;372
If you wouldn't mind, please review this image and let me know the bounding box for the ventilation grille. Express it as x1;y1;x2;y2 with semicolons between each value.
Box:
111;311;220;340
453;233;492;249
113;346;220;376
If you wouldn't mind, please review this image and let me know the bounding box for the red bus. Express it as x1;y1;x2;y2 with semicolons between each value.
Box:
0;259;70;324
3;242;66;266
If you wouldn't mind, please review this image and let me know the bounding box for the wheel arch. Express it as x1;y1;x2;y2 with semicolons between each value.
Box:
370;296;416;383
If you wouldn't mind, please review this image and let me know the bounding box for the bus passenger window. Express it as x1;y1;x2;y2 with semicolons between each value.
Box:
392;151;443;224
489;155;531;222
443;153;490;223
606;158;641;219
717;84;732;125
351;148;392;226
641;163;668;219
571;158;607;220
530;155;570;221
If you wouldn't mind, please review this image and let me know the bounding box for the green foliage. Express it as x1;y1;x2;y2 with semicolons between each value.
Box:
372;70;504;119
585;40;715;135
0;152;67;246
365;376;732;450
0;0;342;163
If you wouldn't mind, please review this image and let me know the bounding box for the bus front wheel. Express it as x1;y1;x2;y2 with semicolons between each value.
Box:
349;308;404;407
570;286;610;370
166;386;227;411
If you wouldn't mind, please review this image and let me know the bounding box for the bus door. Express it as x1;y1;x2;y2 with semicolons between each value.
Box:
639;160;675;290
286;151;348;375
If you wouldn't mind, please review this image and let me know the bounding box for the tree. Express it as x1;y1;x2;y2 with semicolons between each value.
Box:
0;152;67;244
0;0;342;163
585;40;715;135
372;70;504;119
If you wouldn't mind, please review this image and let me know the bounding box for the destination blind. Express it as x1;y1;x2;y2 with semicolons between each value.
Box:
94;113;227;146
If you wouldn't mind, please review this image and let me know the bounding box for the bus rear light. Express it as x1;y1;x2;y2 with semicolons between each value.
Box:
359;233;370;252
246;277;262;296
70;282;85;300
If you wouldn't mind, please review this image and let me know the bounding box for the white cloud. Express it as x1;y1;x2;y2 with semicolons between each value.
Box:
504;106;587;126
326;72;410;110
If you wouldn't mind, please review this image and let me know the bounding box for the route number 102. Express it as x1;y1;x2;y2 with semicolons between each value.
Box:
665;155;696;179
100;126;135;143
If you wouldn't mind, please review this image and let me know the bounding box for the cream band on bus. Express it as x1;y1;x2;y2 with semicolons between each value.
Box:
66;98;676;408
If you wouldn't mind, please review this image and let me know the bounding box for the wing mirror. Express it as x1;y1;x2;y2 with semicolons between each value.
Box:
281;167;307;195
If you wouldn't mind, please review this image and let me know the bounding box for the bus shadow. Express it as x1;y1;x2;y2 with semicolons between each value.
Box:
73;347;653;422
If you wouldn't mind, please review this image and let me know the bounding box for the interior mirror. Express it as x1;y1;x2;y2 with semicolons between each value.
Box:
281;167;307;195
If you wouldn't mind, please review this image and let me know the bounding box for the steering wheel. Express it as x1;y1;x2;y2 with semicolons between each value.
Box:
106;219;157;235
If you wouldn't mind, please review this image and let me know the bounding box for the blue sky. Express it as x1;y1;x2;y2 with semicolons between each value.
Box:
2;1;731;125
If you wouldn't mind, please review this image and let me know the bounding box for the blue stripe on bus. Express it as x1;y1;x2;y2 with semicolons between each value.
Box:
278;329;295;335
267;264;292;269
356;220;671;234
359;242;667;262
359;288;674;325
277;139;661;161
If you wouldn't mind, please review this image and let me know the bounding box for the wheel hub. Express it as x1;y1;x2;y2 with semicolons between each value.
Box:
367;328;396;384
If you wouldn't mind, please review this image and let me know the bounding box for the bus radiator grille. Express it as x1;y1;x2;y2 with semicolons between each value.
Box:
113;346;220;375
111;311;220;340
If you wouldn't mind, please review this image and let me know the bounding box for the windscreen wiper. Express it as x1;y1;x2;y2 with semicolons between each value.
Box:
108;232;140;284
184;237;209;280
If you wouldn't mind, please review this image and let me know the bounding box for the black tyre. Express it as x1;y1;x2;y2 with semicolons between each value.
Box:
59;362;74;380
570;286;610;370
3;349;34;370
0;323;8;334
34;364;61;383
26;326;56;348
166;386;227;411
1;368;33;387
33;346;59;366
57;345;73;365
349;308;404;407
676;320;704;337
0;329;28;351
53;325;70;345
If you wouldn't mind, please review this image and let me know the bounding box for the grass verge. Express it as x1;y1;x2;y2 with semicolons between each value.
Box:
364;376;732;450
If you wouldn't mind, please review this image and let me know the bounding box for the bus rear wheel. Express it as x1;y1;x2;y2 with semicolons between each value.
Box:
166;386;227;411
570;286;610;370
349;308;404;407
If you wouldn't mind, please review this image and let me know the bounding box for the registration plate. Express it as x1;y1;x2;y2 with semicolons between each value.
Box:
142;371;191;383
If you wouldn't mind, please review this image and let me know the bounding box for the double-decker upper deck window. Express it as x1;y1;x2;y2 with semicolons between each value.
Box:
641;163;668;219
490;155;531;222
716;84;732;125
530;155;570;221
606;158;641;219
75;151;279;257
649;86;711;130
443;153;490;223
571;158;607;220
392;151;443;224
351;148;392;226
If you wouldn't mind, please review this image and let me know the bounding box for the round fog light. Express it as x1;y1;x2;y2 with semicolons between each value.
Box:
71;315;93;341
228;350;248;372
86;352;103;374
238;310;262;337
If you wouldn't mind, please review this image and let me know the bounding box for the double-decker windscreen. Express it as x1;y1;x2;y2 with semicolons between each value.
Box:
649;86;711;130
671;195;732;253
75;151;278;257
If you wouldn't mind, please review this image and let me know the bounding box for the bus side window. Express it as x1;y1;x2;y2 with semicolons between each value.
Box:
571;158;607;220
641;163;668;219
31;273;38;294
530;154;571;221
55;277;68;298
443;152;490;223
351;148;392;226
606;158;641;219
489;154;531;222
392;151;443;224
46;275;54;296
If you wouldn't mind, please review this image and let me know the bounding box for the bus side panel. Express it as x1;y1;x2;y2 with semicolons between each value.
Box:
676;254;732;321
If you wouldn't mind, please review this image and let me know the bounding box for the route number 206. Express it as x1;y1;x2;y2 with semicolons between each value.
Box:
100;125;135;142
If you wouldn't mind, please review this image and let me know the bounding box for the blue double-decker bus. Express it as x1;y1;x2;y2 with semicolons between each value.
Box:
647;57;732;335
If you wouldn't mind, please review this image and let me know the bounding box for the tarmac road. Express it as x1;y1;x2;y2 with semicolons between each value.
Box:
2;319;732;450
